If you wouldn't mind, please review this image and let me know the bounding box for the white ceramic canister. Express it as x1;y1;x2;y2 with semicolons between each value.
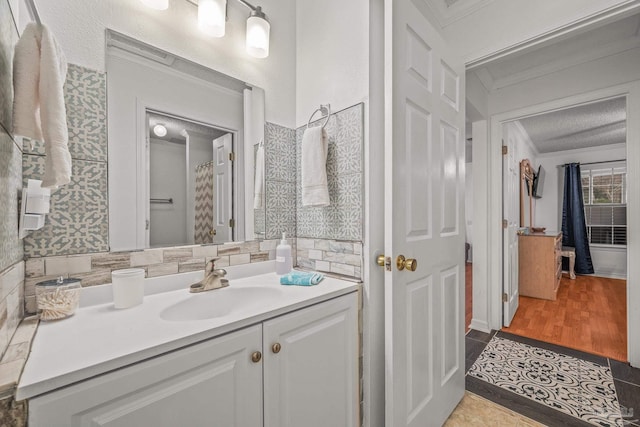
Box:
111;268;145;309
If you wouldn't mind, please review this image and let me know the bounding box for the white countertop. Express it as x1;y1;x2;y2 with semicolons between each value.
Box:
17;267;359;400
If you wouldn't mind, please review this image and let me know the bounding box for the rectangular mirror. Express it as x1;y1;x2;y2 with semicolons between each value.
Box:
106;30;265;251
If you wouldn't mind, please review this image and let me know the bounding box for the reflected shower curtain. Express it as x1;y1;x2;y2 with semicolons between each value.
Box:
562;163;594;274
194;161;214;244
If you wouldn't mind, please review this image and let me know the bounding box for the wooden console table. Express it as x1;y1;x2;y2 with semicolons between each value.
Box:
518;232;562;300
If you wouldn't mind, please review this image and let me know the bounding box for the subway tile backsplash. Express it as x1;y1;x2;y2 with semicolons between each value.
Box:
23;240;282;315
296;238;363;280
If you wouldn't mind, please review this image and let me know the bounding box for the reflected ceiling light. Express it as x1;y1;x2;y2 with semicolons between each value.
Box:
140;0;169;10
153;124;168;137
198;0;227;37
245;6;269;59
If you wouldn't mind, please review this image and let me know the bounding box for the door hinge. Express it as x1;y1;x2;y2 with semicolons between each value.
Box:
502;219;508;229
502;146;508;155
229;152;235;161
229;218;235;228
145;219;150;230
502;293;508;303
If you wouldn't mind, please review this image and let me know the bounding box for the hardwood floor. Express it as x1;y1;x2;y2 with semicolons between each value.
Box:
465;263;472;332
502;274;627;362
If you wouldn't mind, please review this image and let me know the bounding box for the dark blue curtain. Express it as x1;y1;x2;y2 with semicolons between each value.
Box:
562;163;594;274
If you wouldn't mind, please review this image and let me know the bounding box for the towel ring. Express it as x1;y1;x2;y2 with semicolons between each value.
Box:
307;104;332;129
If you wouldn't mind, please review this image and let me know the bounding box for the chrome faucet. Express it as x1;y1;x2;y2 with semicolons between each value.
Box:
190;258;228;293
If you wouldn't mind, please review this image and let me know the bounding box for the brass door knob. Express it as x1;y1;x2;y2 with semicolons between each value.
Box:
251;351;262;363
272;343;281;354
397;255;417;271
376;255;386;267
209;229;217;236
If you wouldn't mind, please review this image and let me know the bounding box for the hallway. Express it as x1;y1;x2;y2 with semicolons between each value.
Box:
503;275;627;362
464;330;640;426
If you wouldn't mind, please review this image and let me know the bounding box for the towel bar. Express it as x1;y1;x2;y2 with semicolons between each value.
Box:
150;198;173;204
307;104;331;129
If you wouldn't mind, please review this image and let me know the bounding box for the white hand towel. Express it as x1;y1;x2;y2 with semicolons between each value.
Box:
13;23;71;189
253;143;265;209
301;126;330;207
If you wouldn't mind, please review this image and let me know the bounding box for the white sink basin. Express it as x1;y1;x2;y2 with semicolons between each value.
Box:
160;286;283;321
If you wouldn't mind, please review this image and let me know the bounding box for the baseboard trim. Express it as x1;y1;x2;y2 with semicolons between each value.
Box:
469;319;490;333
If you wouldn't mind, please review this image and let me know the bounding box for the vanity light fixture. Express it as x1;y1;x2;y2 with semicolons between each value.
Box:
245;5;270;58
198;0;227;37
140;0;169;10
153;124;168;137
141;0;271;59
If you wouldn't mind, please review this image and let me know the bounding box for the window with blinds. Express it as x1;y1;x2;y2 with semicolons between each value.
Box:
581;166;626;246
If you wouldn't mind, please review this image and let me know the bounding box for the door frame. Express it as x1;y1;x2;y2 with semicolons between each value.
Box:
486;82;640;366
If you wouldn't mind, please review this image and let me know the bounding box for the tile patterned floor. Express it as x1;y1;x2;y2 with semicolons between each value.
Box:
464;330;640;427
468;336;622;426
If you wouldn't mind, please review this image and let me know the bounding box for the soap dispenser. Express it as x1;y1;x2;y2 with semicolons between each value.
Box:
275;232;292;275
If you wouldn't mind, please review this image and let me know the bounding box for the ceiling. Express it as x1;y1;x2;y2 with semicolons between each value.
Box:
148;112;228;145
421;0;496;27
471;13;640;91
467;11;638;155
516;97;626;154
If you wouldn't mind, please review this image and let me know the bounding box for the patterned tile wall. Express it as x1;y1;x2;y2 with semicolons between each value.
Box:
23;239;283;314
22;64;109;257
264;122;297;239
0;0;24;364
22;64;108;162
0;0;17;136
0;132;23;273
296;103;364;241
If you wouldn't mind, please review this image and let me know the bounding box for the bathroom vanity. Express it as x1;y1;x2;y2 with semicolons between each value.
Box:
18;270;360;427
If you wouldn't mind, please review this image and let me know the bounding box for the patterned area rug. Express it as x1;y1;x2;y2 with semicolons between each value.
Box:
468;336;623;427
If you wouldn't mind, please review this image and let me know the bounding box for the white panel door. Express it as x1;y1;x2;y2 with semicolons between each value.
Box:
503;126;520;326
29;325;263;427
384;1;466;426
263;293;358;427
212;133;233;243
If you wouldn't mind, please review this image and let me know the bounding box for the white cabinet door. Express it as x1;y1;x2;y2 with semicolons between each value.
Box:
263;293;359;427
29;325;263;427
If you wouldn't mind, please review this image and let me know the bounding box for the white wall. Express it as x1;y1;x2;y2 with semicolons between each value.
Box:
536;144;627;278
34;0;296;127
295;0;369;127
441;0;637;64
107;51;243;251
149;138;187;247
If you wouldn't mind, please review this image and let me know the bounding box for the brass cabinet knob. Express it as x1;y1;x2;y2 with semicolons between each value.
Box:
251;351;262;363
397;255;417;272
272;343;281;354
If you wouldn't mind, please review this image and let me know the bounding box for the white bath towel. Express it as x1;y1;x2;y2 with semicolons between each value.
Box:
253;142;265;209
13;23;71;189
301;126;330;207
